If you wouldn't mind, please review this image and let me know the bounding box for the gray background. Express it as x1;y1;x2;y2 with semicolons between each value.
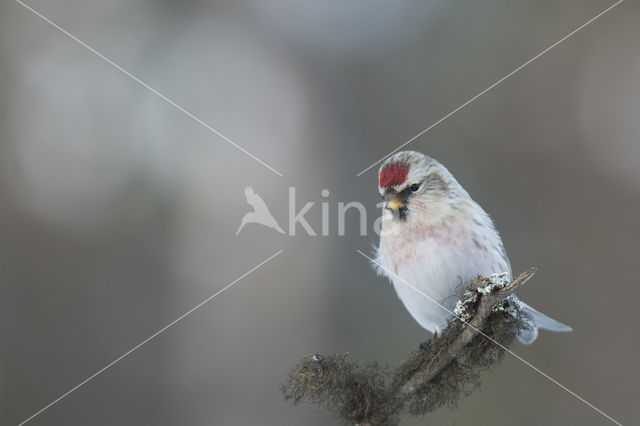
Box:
1;0;638;425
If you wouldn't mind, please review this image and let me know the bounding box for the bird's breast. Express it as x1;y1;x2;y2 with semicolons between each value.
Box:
380;221;470;272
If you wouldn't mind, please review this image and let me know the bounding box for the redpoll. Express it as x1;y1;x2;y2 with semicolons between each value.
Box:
376;151;571;344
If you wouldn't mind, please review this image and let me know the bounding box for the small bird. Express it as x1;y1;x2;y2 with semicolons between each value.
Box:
375;151;571;344
236;186;285;235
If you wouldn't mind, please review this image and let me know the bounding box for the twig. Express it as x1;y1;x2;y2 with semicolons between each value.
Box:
281;269;536;425
382;267;536;420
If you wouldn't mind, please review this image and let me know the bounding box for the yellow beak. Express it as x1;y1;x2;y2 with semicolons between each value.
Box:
386;198;405;211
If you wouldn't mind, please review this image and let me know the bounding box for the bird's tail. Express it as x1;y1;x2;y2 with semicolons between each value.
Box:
273;222;285;234
516;300;572;344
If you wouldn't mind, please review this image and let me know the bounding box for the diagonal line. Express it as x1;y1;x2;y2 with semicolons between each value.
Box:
17;249;283;426
14;0;284;177
356;0;624;176
356;250;623;426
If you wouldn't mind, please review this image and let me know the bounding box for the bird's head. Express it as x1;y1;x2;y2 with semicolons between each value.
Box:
378;151;468;224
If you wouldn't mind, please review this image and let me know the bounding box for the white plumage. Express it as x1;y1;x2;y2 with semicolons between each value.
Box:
376;151;571;344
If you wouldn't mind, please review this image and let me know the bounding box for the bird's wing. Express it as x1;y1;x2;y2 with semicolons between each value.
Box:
244;186;270;212
244;186;256;202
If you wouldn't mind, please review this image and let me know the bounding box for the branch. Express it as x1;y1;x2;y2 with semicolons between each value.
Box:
383;267;536;420
281;269;535;425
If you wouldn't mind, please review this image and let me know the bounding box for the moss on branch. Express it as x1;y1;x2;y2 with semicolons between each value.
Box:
281;269;535;425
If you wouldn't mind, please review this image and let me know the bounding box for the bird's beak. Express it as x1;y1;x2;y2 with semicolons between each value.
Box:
385;198;405;211
383;191;409;220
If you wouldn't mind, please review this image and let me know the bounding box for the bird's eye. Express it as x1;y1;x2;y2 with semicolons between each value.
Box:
410;183;420;192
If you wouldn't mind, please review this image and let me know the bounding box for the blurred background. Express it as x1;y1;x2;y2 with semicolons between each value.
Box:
1;0;639;424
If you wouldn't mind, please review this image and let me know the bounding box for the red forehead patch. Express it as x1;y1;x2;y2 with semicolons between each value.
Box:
379;162;409;187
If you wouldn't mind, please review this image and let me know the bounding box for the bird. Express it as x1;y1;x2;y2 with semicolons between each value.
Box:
375;150;571;344
236;186;285;235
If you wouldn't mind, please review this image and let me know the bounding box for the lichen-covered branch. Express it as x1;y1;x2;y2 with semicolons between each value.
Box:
382;268;536;421
281;269;536;425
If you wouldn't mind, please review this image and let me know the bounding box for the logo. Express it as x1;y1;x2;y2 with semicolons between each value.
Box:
236;186;286;235
237;187;394;237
